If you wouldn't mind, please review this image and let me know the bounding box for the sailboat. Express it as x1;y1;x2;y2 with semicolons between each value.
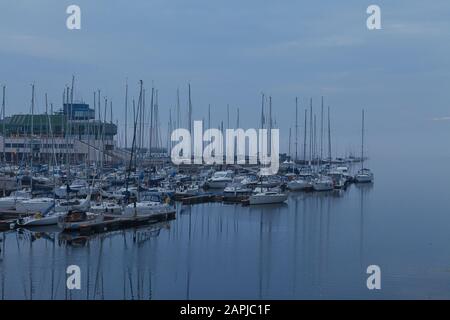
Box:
249;190;288;205
16;209;67;227
16;197;55;214
288;178;311;191
312;175;334;191
355;109;374;183
249;176;288;205
55;193;91;212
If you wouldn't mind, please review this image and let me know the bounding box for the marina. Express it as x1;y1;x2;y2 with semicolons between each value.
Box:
0;75;387;300
2;153;450;299
1;0;449;302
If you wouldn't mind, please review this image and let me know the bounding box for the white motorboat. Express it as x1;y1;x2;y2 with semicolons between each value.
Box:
90;202;123;215
100;188;126;200
249;191;288;205
240;176;259;187
55;194;91;212
0;195;31;211
312;176;334;191
354;168;374;183
287;179;311;191
124;201;173;216
16;211;67;227
206;171;233;189
223;185;253;195
54;179;90;197
10;189;32;198
16;197;55;214
175;184;200;197
328;171;348;189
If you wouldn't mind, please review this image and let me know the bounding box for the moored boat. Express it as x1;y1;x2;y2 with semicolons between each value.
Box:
249;191;288;205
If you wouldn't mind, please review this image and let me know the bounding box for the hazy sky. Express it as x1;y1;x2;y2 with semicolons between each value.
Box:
1;0;449;158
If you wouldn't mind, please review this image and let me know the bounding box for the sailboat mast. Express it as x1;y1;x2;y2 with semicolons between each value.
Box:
260;93;264;130
97;90;100;166
45;93;50;169
31;83;35;152
328;106;331;166
125;81;143;202
103;97;107;167
148;86;154;157
30;83;35;190
269;96;272;155
70;75;74;165
309;98;313;165
361;109;365;170
124;81;128;149
2;85;5;162
141;88;146;155
188;83;192;133
303;108;307;164
288;127;291;160
320;96;324;163
295;97;298;162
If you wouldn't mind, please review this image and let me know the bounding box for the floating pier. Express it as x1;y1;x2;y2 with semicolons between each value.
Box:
181;194;221;205
63;210;176;236
0;219;15;231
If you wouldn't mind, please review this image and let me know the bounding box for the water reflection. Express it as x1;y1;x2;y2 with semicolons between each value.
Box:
2;181;431;300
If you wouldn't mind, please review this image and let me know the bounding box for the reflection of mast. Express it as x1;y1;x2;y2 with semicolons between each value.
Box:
186;208;192;299
1;232;5;299
359;187;365;267
309;98;312;165
292;197;299;295
188;83;192;133
93;237;104;299
258;210;263;299
28;234;33;300
50;234;55;299
303;109;307;164
86;240;91;299
148;270;152;300
320;97;324;163
295;97;298;162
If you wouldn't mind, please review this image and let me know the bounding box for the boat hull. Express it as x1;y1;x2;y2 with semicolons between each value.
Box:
16;199;55;214
17;213;64;227
249;194;288;205
355;174;373;183
287;180;311;191
312;182;334;191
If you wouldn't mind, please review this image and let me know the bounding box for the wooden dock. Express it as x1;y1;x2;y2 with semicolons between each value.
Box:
65;210;176;236
181;194;221;205
0;210;30;220
0;219;15;231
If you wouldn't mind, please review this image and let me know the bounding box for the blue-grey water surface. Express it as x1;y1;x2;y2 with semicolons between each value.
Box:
1;155;450;300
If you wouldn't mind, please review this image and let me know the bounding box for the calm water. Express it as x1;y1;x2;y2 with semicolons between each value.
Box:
1;155;450;300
